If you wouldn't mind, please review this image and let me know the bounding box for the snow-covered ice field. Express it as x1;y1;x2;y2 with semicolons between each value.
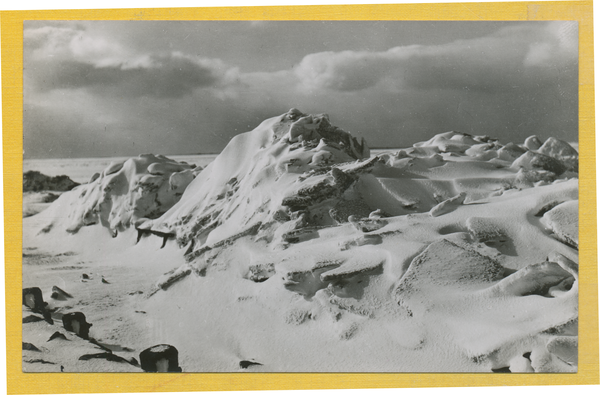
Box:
22;110;579;373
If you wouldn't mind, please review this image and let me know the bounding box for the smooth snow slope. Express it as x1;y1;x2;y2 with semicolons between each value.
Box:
23;109;578;372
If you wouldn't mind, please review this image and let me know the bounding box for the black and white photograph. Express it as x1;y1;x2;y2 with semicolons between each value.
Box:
21;19;579;373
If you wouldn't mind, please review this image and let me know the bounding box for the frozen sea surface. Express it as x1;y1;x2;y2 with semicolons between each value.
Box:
23;154;218;184
22;151;396;184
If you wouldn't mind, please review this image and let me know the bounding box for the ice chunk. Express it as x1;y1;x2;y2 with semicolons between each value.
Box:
541;200;578;249
429;192;466;217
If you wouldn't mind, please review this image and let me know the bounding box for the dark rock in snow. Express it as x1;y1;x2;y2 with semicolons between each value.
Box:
22;287;46;311
140;344;182;372
62;312;92;339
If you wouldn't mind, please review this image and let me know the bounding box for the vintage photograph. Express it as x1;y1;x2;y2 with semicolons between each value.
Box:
22;20;579;373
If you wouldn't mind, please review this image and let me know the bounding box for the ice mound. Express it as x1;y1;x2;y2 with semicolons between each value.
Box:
146;109;371;252
35;154;198;235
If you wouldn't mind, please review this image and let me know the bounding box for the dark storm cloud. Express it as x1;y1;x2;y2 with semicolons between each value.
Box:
29;54;224;98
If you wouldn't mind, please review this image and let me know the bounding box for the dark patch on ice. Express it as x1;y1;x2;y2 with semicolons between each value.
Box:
502;267;518;277
48;332;68;342
534;201;563;217
542;319;578;336
79;352;136;366
91;339;135;353
549;233;578;250
23;315;44;323
438;224;467;235
136;229;175;248
483;238;518;257
89;339;113;352
491;366;511;373
281;228;320;244
239;360;263;369
23;342;41;352
247;263;275;283
24;359;56;365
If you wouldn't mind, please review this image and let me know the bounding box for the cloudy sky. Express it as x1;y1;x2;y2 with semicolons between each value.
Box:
23;20;578;159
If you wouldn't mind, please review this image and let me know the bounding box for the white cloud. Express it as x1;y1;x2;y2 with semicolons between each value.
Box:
524;21;578;67
291;22;577;94
295;50;389;92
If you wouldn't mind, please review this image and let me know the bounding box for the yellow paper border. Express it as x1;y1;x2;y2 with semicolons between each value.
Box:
2;1;598;393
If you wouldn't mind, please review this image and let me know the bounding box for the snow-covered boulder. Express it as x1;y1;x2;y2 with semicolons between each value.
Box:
511;151;567;175
537;137;578;172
